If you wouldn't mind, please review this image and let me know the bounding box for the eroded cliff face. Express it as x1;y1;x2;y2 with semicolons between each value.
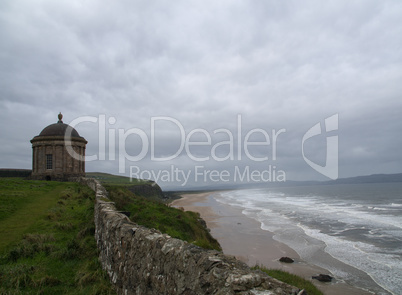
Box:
78;177;301;295
127;182;164;199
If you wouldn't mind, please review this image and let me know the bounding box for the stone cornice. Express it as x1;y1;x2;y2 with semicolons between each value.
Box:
30;135;88;144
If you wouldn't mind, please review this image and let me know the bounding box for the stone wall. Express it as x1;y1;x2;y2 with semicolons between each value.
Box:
0;169;32;178
79;177;302;295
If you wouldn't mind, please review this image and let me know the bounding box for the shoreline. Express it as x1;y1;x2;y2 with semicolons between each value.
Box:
171;191;375;295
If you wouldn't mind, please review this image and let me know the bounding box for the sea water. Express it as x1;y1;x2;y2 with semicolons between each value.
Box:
216;183;402;295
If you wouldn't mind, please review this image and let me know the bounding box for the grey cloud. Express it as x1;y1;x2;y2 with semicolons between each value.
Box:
1;0;401;188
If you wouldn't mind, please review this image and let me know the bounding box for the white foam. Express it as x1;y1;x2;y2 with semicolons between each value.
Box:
299;225;401;295
216;188;402;295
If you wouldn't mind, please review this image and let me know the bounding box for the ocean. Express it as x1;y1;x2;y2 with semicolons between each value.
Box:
216;182;402;295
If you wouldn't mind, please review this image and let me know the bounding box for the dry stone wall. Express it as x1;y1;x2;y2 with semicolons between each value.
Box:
78;177;302;295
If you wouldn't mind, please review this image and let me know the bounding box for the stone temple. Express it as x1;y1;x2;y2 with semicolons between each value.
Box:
30;113;87;181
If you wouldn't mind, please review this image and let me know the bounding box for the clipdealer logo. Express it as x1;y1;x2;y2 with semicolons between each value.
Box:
64;114;339;185
302;114;338;180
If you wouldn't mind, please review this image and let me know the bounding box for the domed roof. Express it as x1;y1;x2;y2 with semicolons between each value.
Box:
39;123;81;137
37;113;83;138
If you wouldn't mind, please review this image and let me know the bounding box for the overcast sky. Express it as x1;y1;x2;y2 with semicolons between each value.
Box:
1;0;401;189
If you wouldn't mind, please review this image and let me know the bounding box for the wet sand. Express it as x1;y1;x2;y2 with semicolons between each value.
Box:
171;191;375;295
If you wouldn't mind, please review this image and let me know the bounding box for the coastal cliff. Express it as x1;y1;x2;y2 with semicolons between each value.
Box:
78;177;301;295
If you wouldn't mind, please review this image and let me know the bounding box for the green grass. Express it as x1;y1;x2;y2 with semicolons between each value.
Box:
253;266;324;295
86;172;148;186
0;178;115;294
105;185;222;251
0;179;70;250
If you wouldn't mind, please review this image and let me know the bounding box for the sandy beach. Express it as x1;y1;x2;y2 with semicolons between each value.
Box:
171;191;374;295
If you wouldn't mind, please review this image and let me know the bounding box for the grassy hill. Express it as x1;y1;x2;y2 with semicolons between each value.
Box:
0;178;115;294
86;172;167;201
86;172;147;186
105;185;222;251
0;174;323;294
0;174;220;294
